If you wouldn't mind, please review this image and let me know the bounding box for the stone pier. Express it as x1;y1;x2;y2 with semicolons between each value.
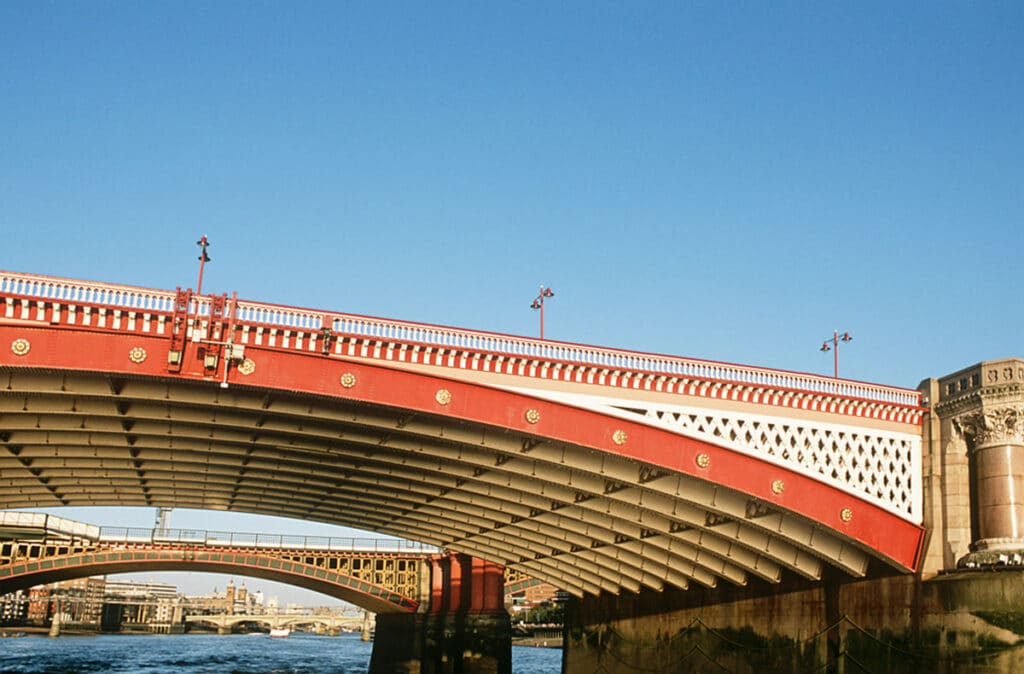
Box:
369;552;511;674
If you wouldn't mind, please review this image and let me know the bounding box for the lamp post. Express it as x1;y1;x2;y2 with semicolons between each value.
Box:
819;330;852;378
196;235;211;295
530;286;555;339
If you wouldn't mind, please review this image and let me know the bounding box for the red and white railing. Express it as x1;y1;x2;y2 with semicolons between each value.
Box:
0;271;922;411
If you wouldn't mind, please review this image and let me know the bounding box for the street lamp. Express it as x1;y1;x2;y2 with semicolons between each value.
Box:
530;286;555;339
819;330;852;378
196;235;211;295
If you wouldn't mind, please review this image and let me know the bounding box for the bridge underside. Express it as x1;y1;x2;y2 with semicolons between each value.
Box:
0;333;923;598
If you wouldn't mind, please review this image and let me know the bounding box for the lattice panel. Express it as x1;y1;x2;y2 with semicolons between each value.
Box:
309;556;423;599
628;406;919;521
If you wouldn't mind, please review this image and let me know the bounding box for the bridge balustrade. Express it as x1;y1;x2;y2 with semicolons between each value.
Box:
0;270;920;407
95;526;440;553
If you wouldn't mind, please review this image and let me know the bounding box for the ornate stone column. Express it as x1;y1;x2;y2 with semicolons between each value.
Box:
955;405;1024;557
932;358;1024;567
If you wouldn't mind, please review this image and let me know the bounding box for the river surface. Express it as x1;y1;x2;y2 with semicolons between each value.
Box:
0;632;561;673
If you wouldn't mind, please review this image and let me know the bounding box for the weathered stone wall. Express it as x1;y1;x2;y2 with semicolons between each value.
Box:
564;570;1024;673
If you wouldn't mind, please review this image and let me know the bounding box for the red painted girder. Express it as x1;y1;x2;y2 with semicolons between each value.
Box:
0;325;926;573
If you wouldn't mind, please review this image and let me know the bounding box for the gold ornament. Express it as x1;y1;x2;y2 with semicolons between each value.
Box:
525;409;541;424
612;430;628;445
771;479;785;495
840;508;853;522
695;453;711;469
11;339;30;356
340;372;357;388
435;389;452;405
237;358;256;375
128;347;147;364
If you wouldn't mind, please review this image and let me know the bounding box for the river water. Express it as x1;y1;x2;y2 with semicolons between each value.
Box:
0;632;561;673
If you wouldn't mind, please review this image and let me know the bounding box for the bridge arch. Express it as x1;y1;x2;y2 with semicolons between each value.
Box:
0;272;925;600
0;547;420;613
0;357;921;597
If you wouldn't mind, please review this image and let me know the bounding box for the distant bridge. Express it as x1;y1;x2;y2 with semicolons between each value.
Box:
186;612;369;634
0;512;434;613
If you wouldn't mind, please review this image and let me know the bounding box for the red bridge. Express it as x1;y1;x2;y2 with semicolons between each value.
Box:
0;270;933;672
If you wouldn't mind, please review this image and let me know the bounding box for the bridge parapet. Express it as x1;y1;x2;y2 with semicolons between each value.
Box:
0;271;920;414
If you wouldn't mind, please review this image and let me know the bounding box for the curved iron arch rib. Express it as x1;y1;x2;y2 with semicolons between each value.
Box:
0;332;923;598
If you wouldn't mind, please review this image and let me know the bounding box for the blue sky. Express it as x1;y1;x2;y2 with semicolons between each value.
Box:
2;3;1021;601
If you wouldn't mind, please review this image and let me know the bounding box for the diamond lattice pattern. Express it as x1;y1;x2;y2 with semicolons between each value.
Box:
635;408;918;520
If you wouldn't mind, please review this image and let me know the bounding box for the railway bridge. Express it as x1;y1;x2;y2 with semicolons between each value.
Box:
0;512;436;614
1;270;1020;672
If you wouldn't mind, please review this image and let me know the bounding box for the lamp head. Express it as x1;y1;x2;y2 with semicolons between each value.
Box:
840;332;852;342
543;287;554;298
820;342;831;352
531;300;541;310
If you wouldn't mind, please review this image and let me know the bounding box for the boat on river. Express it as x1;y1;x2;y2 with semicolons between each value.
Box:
269;628;290;638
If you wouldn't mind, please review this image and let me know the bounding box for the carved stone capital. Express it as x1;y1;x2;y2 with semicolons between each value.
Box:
954;405;1024;449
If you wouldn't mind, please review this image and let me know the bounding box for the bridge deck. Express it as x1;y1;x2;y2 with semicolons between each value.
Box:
0;271;926;598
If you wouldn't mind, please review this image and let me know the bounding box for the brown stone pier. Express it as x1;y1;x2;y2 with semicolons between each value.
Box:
369;552;511;674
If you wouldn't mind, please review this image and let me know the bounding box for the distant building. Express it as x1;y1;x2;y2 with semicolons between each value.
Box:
27;586;51;626
52;577;105;626
225;579;237;609
508;581;561;611
0;589;28;625
104;579;182;633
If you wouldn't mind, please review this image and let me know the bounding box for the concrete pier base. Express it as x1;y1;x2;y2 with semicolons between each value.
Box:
369;611;511;674
369;552;511;674
564;570;1024;673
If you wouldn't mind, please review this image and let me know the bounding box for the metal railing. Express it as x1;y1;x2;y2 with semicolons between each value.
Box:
0;270;921;407
0;511;437;554
97;526;439;554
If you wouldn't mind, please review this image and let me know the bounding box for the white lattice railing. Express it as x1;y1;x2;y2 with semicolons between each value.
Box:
0;270;921;409
639;405;922;521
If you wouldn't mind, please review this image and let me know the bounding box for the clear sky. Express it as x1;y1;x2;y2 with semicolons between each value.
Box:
2;2;1021;602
